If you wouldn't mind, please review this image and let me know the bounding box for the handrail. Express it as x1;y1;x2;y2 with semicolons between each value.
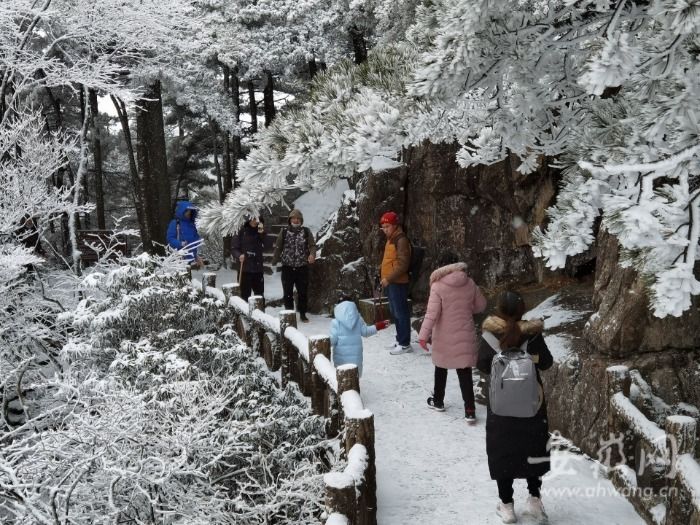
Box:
606;365;699;525
196;274;377;525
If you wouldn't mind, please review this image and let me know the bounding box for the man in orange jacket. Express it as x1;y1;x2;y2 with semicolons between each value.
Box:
379;211;412;354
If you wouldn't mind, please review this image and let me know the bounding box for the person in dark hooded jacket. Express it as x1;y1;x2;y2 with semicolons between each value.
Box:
232;216;266;301
166;200;202;267
330;296;388;376
476;290;553;524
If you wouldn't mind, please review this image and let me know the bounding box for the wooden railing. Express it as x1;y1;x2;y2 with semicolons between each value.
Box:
197;272;376;525
606;365;700;525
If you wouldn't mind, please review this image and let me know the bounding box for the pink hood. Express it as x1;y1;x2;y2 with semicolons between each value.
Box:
419;262;487;369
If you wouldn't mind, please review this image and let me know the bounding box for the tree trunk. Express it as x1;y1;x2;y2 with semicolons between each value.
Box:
349;25;368;64
88;89;105;229
136;80;171;255
210;117;224;204
69;86;91;274
248;80;258;133
222;63;230;93
231;67;241;189
112;95;148;250
263;70;276;127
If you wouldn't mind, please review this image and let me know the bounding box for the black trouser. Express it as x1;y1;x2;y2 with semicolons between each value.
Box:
433;366;475;411
281;265;309;315
496;477;542;504
240;271;264;302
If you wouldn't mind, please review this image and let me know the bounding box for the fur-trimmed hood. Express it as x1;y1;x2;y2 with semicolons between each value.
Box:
482;315;544;335
429;262;469;285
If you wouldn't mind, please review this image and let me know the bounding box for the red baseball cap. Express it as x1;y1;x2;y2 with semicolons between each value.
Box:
379;211;399;225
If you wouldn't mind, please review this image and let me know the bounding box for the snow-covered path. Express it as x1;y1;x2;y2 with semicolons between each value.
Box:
196;269;644;524
358;328;643;524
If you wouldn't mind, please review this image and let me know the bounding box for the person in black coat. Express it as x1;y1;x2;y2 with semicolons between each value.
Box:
476;290;553;524
231;216;266;301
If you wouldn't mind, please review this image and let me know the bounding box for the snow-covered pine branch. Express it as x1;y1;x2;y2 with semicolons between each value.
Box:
198;45;417;235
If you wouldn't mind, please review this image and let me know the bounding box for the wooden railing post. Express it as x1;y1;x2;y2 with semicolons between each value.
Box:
249;295;265;314
247;295;265;356
324;473;356;525
345;414;376;525
337;365;360;396
262;331;278;370
202;272;216;294
309;336;331;415
335;365;360;435
221;283;235;304
606;365;631;466
666;415;697;470
177;270;191;287
279;310;297;388
665;415;699;525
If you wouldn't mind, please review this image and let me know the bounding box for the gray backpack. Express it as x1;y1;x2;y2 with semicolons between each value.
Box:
483;332;540;418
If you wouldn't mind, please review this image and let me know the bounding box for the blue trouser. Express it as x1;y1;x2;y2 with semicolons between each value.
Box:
386;283;410;346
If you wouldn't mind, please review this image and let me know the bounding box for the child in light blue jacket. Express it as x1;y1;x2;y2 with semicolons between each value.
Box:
330;297;389;377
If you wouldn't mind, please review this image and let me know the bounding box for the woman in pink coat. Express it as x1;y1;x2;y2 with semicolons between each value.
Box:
418;252;487;422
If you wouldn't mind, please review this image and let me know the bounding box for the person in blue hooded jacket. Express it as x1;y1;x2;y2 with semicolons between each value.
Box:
330;296;389;377
166;200;202;267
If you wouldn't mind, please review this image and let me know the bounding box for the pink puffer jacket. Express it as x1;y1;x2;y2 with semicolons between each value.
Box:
418;262;487;369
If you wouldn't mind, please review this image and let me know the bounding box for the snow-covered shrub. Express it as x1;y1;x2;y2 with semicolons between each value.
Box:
1;254;336;524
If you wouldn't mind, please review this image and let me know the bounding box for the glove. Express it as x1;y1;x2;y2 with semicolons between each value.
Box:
419;339;429;351
374;320;389;330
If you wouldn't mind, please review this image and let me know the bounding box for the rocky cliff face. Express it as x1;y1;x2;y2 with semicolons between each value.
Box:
543;228;700;460
307;141;559;311
586;228;700;357
305;140;700;455
307;191;373;313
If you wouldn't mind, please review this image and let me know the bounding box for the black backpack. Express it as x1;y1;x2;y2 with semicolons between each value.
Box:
389;233;425;284
407;239;425;284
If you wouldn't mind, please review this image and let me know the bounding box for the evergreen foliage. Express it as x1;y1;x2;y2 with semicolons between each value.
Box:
200;0;700;317
1;254;336;523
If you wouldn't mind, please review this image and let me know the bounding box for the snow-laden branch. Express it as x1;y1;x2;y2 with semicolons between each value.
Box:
579;143;700;176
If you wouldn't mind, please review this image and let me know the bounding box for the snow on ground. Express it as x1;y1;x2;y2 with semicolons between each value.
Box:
522;293;591;330
198;270;643;524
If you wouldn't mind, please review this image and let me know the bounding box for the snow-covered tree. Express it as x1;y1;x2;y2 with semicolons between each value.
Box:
201;0;700;317
1;254;336;523
198;44;416;235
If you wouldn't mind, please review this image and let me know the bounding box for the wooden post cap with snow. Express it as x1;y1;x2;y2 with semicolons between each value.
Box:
202;272;216;293
324;472;356;525
606;365;631;398
248;295;265;314
337;364;360;396
665;415;697;457
221;283;235;303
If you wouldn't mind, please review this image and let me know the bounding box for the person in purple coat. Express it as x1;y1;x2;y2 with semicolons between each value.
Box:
418;252;487;422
